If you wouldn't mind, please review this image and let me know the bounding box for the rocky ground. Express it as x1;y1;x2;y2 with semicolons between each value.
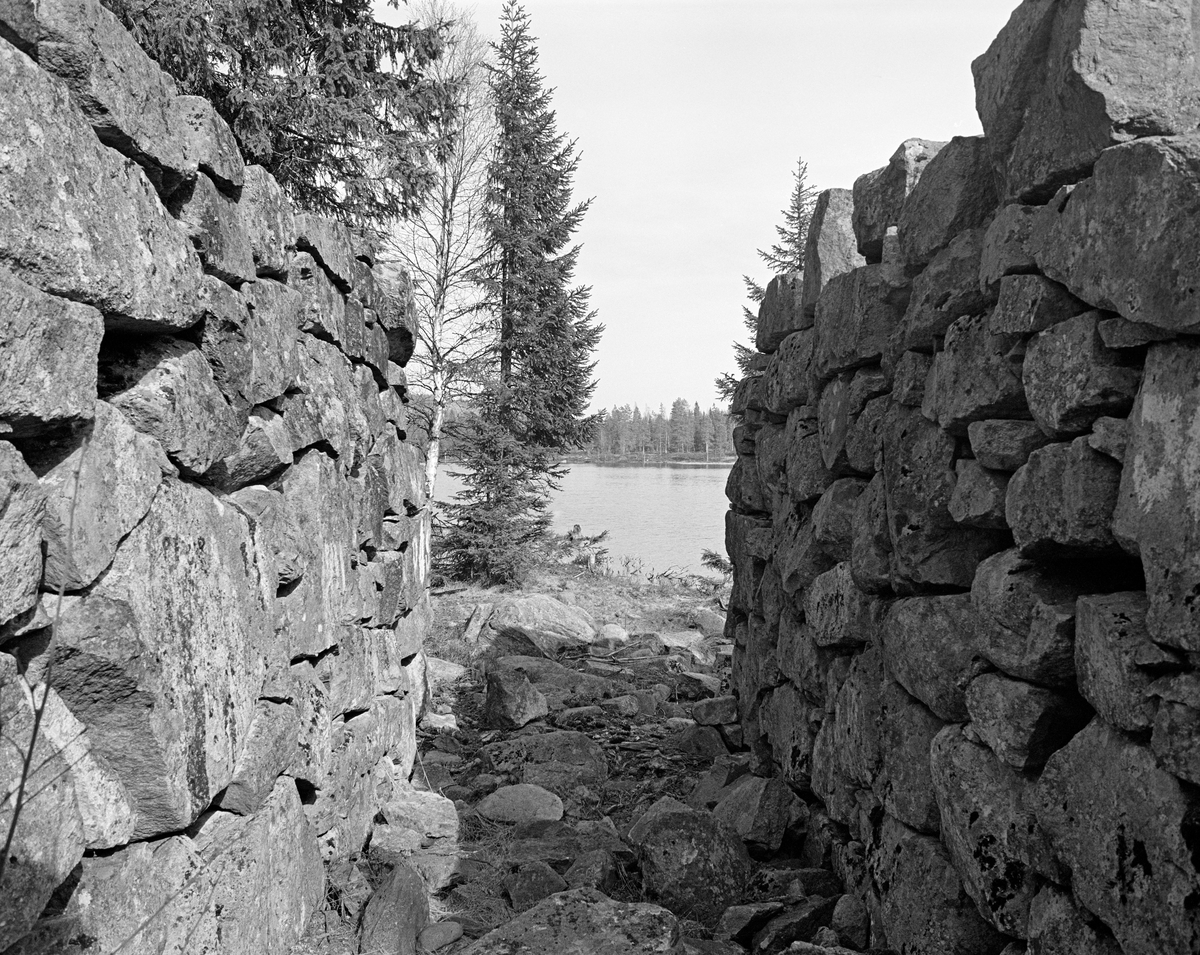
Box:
292;566;890;955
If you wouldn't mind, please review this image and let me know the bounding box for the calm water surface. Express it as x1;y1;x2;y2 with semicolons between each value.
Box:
436;463;733;575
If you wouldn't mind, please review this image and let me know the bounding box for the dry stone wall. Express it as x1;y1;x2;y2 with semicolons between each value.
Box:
0;3;430;952
726;3;1200;954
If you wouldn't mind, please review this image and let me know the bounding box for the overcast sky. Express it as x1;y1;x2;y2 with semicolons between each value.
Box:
400;0;1020;413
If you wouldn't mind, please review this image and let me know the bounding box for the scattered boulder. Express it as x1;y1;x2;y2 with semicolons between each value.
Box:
481;595;597;658
504;861;569;912
477;784;564;825
712;774;804;856
358;862;428;955
482;666;549;729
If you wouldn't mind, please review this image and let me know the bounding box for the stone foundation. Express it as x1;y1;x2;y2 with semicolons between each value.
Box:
726;2;1200;953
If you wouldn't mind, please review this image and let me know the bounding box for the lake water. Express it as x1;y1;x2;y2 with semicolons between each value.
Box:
436;463;733;576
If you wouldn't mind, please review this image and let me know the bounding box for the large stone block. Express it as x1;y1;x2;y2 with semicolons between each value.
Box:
802;188;864;315
757;273;806;352
804;562;885;650
881;405;1005;590
1027;884;1124;955
869;815;1009;955
811;477;866;562
35;400;163;592
0;442;44;627
967;418;1053;472
0;41;201;331
10;0;190;190
203;407;292;491
1112;340;1200;650
1149;674;1200;786
727;454;770;514
51;479;274;838
278;335;371;466
0;266;102;437
241;165;296;278
923;312;1029;436
989;273;1089;337
1023;310;1141;438
1006;437;1122;558
897;136;998;273
812;264;910;384
817;367;887;475
812;648;886;825
49;838;219;954
759;682;821;790
978;203;1038;295
198;276;300;412
874;680;944;835
762;328;814;414
1034;719;1200;955
0;655;86;950
100;336;244;477
170;94;243;193
881;595;990;722
776;509;835;597
973;0;1200;203
851;139;946;262
948;460;1009;530
192;777;324;955
294;212;355;291
929;726;1063;938
970;548;1102;688
1075;592;1162;733
849;472;891;595
169;172;255;286
1030;136;1200;334
965;672;1089;771
899;228;993;350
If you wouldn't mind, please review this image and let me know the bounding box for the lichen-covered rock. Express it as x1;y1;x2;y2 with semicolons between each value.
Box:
0;41;201;330
1026;884;1123;955
294;212;354;291
973;0;1200;203
100;336;244;477
1034;719;1200;955
897;136;998;272
35;400;163;592
802;188;864;315
47;835;220;955
170;95;243;193
965;672;1089;770
929;726;1063;938
805;562;885;649
776;508;835;596
785;411;836;503
728;454;770;514
51;479;274;838
218;700;299;815
870;814;1009;955
634;802;752;918
0;266;102;437
0;442;45;627
967;419;1053;471
11;0;189;189
881;595;990;723
482;666;550;729
849;472;891;595
757;273;806;352
923;312;1029;436
1006;437;1122;557
459;888;680;955
1030;136;1200;334
852;139;946;262
482;594;596;659
278;335;371;465
204;407;293;491
1111;340;1200;650
1023;310;1141;438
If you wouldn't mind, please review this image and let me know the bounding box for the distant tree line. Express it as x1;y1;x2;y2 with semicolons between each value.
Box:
585;401;736;460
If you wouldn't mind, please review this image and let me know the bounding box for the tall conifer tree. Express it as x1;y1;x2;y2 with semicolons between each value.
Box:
440;0;601;583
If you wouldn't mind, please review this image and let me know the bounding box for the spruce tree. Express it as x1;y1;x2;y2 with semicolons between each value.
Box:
440;0;601;584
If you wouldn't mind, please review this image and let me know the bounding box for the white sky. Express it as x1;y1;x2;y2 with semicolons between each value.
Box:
392;0;1021;412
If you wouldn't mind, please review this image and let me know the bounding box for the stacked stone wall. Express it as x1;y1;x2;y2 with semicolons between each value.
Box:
726;2;1200;954
0;3;431;952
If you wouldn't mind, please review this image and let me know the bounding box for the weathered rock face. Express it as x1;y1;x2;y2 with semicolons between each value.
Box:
0;12;429;953
726;9;1200;949
973;0;1200;203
